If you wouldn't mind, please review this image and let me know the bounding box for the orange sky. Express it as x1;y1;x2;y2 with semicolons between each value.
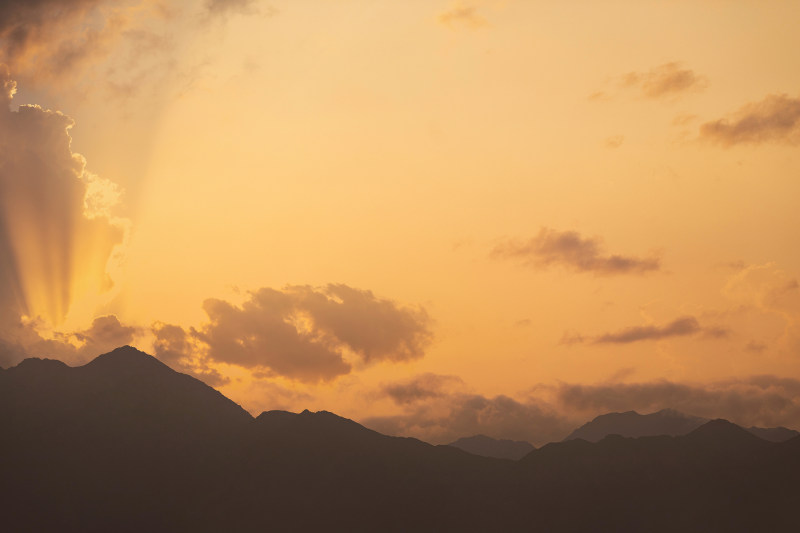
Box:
1;0;799;444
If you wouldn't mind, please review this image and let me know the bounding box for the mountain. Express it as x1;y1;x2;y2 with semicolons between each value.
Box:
564;408;798;443
448;434;535;460
564;408;707;441
746;425;799;442
2;346;799;532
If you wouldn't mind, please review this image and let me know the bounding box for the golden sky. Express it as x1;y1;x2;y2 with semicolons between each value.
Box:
1;0;799;444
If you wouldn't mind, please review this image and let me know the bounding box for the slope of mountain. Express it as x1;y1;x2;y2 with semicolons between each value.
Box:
2;346;799;532
448;434;535;460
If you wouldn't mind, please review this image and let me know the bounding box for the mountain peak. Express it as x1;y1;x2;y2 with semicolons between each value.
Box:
12;357;70;371
84;345;169;373
687;419;757;440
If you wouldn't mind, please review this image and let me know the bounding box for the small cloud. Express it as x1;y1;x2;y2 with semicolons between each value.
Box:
491;228;660;276
672;113;698;126
595;316;703;344
204;0;277;18
700;93;800;146
438;1;488;29
587;91;610;102
622;62;708;99
559;331;586;346
604;135;624;149
746;341;767;353
569;316;728;345
381;373;464;405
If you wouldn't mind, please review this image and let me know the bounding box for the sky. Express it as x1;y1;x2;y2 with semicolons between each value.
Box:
1;0;799;445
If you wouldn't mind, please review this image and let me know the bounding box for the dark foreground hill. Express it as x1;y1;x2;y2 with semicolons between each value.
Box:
2;347;799;532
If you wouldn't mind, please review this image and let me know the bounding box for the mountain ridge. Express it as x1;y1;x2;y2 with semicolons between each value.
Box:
2;346;798;532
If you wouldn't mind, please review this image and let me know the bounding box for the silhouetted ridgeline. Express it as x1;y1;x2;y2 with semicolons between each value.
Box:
2;346;799;532
565;408;799;443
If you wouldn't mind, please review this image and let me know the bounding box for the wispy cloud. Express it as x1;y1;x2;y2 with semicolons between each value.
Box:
622;62;707;99
492;228;660;276
700;93;800;146
438;1;488;29
564;316;728;345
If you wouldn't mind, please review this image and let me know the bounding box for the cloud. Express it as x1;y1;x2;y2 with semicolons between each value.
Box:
595;316;703;344
366;385;574;447
0;314;141;368
491;228;660;276
382;373;465;405
153;285;432;384
365;372;800;446
204;0;271;17
700;93;800;146
553;375;800;430
622;62;707;99
0;70;128;327
564;316;729;345
438;2;488;29
291;284;433;364
604;135;624;149
0;0;127;81
151;322;229;387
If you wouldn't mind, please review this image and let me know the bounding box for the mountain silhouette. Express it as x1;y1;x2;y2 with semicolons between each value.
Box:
448;434;535;460
564;408;707;441
564;407;798;443
2;346;799;532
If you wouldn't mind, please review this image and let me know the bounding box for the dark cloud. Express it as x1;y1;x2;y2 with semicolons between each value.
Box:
196;292;352;383
438;2;487;29
554;375;800;430
0;0;120;80
596;316;702;344
700;94;800;146
382;373;464;405
365;389;573;447
151;322;229;387
565;316;729;345
163;285;432;384
291;284;432;364
622;62;707;99
492;228;660;276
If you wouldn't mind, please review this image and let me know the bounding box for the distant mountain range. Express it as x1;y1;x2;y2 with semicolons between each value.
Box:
2;346;799;532
448;434;535;460
565;408;799;443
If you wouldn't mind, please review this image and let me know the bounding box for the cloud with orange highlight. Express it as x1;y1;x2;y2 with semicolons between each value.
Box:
0;68;128;327
492;228;661;276
700;93;800;146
